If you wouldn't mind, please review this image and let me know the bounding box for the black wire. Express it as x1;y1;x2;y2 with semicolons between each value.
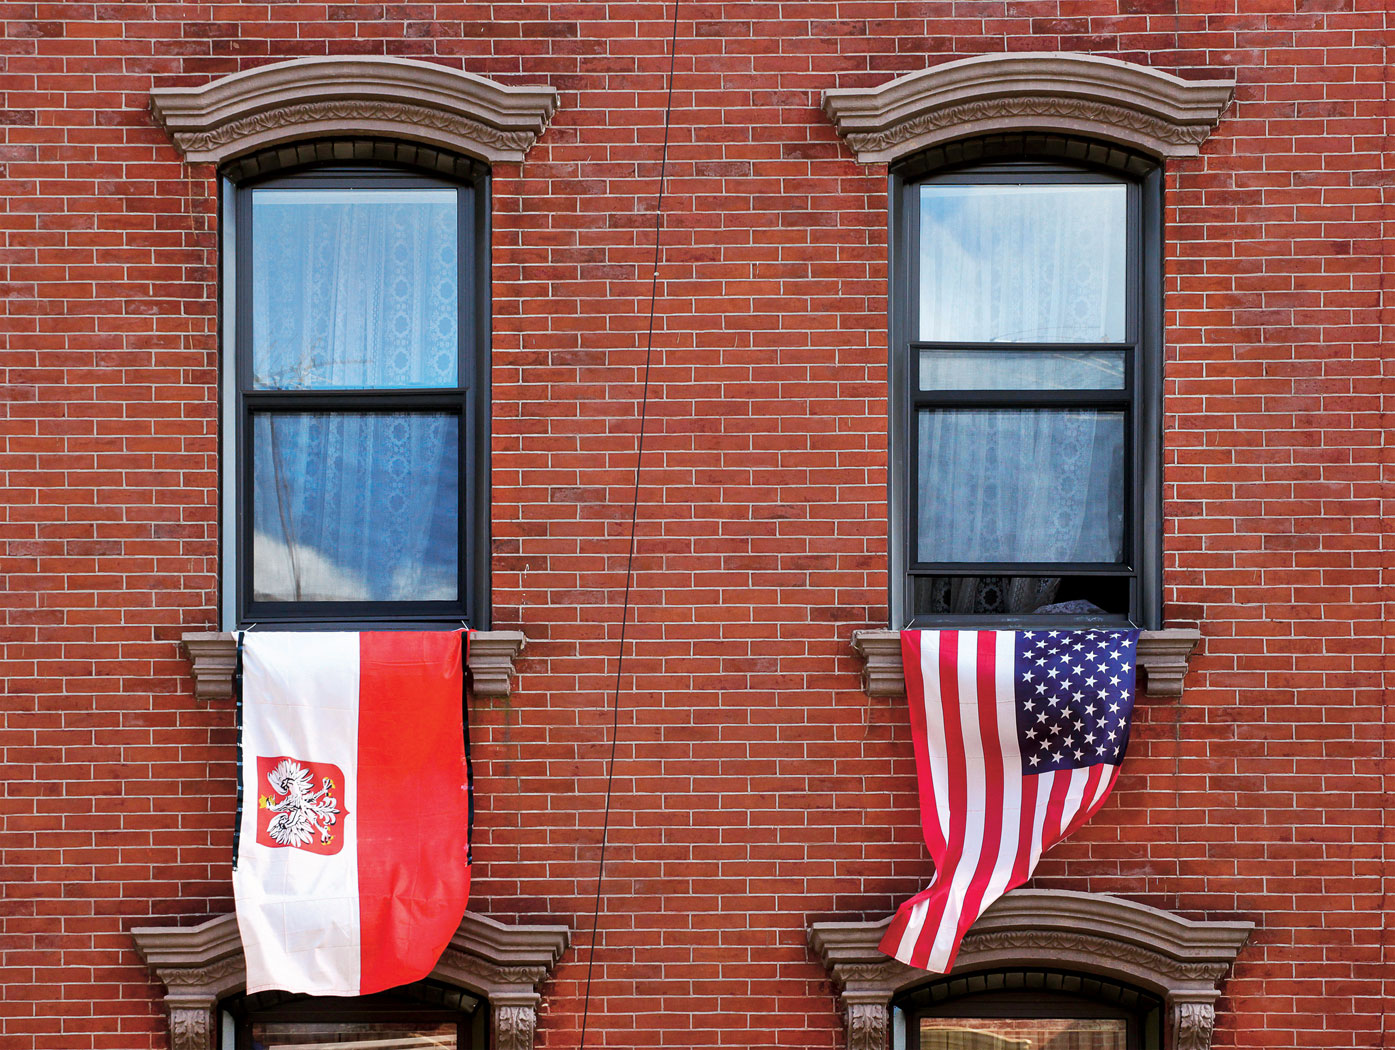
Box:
577;4;682;1047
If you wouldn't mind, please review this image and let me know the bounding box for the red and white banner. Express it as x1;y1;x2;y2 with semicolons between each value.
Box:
233;631;472;996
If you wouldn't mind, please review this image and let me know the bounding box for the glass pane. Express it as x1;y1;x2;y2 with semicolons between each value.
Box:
253;1020;457;1049
916;409;1125;564
252;188;458;389
919;183;1127;343
252;412;459;603
920;1017;1126;1050
911;575;1129;618
919;349;1125;390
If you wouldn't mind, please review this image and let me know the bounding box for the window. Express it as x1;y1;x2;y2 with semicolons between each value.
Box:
893;142;1161;628
228;162;489;627
894;969;1162;1050
223;983;487;1050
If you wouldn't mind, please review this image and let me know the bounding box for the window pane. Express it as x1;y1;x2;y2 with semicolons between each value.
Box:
919;349;1125;390
920;1017;1126;1050
911;575;1129;619
919;183;1126;343
252;1020;457;1049
252;188;459;390
916;409;1125;564
252;412;459;602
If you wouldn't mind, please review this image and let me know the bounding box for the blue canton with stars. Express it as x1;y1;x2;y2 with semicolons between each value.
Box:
1013;629;1141;775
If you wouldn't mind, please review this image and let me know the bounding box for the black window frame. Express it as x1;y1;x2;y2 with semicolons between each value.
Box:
890;141;1163;630
228;160;492;629
896;966;1163;1050
224;982;487;1050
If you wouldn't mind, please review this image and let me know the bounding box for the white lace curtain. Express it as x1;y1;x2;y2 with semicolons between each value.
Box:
249;188;461;602
916;183;1127;566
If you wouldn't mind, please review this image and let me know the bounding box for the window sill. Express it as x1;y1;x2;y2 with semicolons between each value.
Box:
179;629;527;701
850;626;1200;699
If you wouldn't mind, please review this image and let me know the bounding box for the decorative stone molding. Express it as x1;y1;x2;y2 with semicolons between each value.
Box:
179;630;528;700
851;627;1200;699
132;910;568;1050
822;53;1234;163
150;56;558;165
809;889;1250;1050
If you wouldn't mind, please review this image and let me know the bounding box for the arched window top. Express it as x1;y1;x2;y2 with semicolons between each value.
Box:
150;56;558;165
822;52;1234;164
809;890;1251;1050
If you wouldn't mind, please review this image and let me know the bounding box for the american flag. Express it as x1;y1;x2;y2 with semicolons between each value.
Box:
880;628;1140;972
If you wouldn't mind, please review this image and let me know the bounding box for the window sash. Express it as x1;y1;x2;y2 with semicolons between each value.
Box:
892;157;1162;629
230;167;482;627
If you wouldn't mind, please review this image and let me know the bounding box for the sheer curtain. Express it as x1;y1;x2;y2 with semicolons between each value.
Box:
250;189;460;603
916;184;1127;579
916;409;1124;565
919;184;1125;345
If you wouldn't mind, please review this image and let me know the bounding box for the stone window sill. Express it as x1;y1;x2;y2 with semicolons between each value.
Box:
851;626;1200;699
180;630;527;701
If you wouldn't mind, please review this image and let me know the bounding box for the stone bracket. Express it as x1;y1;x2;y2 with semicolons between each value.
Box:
851;627;1200;699
180;630;527;701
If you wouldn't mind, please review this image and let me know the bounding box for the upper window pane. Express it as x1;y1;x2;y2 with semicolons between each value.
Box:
251;188;459;390
918;183;1127;344
920;1016;1126;1049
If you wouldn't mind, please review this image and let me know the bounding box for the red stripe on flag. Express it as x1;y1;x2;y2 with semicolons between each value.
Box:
1011;769;1039;886
949;632;1006;966
901;631;946;858
356;632;471;995
1040;767;1074;850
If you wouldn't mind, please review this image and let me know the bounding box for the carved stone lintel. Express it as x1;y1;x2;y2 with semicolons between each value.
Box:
823;52;1235;163
150;55;558;165
844;1001;888;1050
494;1003;539;1050
1173;998;1218;1050
808;890;1250;1050
179;630;527;700
134;911;568;1050
851;627;1201;699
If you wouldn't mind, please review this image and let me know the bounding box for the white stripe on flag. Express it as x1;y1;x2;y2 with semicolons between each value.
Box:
236;632;362;996
925;631;990;971
980;631;1025;912
917;630;952;847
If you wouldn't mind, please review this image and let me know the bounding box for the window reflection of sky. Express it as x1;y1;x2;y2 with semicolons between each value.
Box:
249;186;462;605
252;413;459;603
252;188;458;390
919;183;1126;344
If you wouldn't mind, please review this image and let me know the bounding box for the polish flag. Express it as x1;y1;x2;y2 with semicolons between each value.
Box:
233;631;472;996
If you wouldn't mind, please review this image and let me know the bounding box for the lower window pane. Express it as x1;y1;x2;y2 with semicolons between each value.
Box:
916;409;1125;564
911;575;1128;618
252;412;460;603
253;1020;457;1049
920;1017;1126;1050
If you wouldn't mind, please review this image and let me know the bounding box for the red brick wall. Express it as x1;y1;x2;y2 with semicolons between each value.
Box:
0;3;1390;1047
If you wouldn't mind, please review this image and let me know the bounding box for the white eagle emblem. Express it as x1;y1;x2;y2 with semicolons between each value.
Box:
258;758;341;847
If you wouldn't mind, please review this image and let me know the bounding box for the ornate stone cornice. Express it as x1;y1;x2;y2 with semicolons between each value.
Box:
823;52;1235;162
150;56;558;164
179;629;528;700
851;627;1201;699
133;910;569;1050
809;889;1250;1050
